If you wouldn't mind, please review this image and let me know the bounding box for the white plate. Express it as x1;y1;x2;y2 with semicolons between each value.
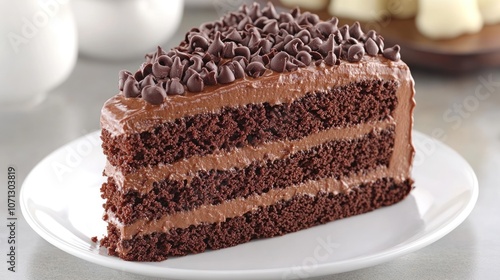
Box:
21;131;478;280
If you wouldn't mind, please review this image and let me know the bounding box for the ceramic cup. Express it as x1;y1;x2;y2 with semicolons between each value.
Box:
0;0;78;109
71;0;184;60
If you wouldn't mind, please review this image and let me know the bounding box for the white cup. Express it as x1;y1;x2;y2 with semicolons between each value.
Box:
71;0;184;60
0;0;78;109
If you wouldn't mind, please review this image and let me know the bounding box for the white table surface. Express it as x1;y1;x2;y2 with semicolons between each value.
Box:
1;5;500;280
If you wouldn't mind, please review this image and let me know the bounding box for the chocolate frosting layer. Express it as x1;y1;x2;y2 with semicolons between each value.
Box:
107;167;392;240
105;121;397;194
101;58;411;136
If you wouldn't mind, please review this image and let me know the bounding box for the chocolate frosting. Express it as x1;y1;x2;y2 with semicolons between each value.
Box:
115;2;402;105
101;58;411;136
108;167;392;240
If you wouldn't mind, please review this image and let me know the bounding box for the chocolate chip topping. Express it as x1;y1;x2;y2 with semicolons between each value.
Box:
347;44;365;62
118;70;132;91
167;78;185;95
118;2;403;105
246;61;267;78
270;51;289;72
187;73;204;92
141;85;166;105
383;45;401;62
365;38;379;56
123;76;140;98
218;65;236;84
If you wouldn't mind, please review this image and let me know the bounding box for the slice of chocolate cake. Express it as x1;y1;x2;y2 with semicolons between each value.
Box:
99;2;415;261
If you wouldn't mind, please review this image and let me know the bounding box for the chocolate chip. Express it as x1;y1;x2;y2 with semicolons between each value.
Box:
300;45;311;53
263;20;279;34
319;34;335;56
270;51;289;72
333;30;343;44
327;17;339;28
232;61;245;79
246;61;266;77
118;70;132;91
152;62;170;78
287;21;301;34
324;51;337;66
295;29;311;44
203;70;218;86
207;32;224;55
158;55;173;67
134;70;144;82
283;34;295;45
290;7;301;18
310;51;323;60
296;51;312;66
365;38;379;56
347;38;359;45
234;46;251;60
383;45;401;61
234;56;248;68
225;28;243;42
123;76;140;98
217;65;235;84
248;33;260;50
250;54;264;64
347;43;365;62
222;42;236;58
262;2;279;19
187;72;204;92
248;2;262;21
308;37;323;51
298;12;320;25
339;25;350;41
334;45;342;59
190;35;209;51
170;56;184;79
175;50;192;60
167;78;185;95
254;17;268;28
376;36;385;52
315;22;335;37
349;22;363;40
273;41;285;52
201;52;213;64
258;39;273;54
237;16;250;31
155;46;165;58
142;85;166;105
190;56;204;72
364;30;377;42
284;38;303;56
140;74;156;88
183;68;198;84
279;13;294;23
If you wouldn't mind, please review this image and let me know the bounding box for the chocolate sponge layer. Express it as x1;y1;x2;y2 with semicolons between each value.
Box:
102;80;398;173
101;177;413;262
102;126;395;224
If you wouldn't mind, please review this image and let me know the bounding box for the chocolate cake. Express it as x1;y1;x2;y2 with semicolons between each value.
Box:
99;2;415;261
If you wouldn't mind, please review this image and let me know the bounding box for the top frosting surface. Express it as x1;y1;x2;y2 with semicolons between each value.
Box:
116;2;402;105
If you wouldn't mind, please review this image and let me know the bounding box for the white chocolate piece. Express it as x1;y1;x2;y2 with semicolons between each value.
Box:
280;0;328;10
329;0;388;21
478;0;500;24
387;0;418;19
416;0;483;39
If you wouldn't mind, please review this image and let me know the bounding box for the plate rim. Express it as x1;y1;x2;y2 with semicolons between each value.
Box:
20;130;479;279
